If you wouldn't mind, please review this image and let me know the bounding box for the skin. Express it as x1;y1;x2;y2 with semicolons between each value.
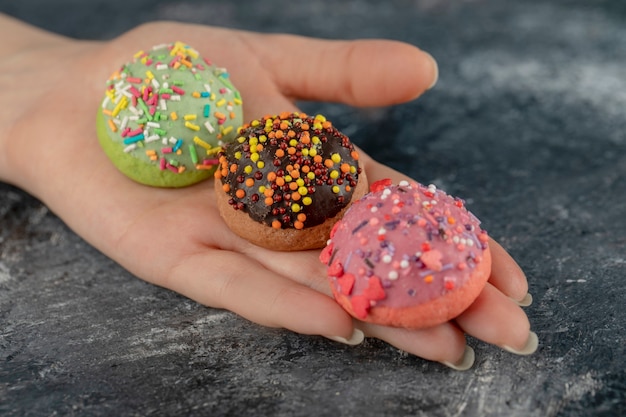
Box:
0;14;534;368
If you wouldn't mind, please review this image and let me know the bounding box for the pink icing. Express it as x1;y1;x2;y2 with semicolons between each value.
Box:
322;180;489;316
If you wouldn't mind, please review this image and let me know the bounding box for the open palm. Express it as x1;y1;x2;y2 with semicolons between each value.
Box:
0;17;535;369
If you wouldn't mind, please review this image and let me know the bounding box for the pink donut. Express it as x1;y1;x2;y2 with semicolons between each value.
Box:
320;179;492;329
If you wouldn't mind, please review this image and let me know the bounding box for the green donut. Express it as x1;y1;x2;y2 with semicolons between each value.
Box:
97;41;244;188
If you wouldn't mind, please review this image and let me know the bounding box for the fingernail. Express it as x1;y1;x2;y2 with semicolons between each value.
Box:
515;293;533;307
328;328;365;346
425;52;439;90
502;331;538;356
441;345;475;371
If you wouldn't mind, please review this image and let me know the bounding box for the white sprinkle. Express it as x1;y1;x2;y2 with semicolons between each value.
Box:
163;82;169;89
399;180;410;187
146;122;161;128
123;144;137;153
428;184;437;193
170;95;181;101
466;239;474;247
112;118;121;126
162;137;168;145
205;121;215;133
128;106;140;115
156;64;168;71
152;43;169;50
120;116;129;131
128;115;139;121
382;255;392;264
388;271;399;280
378;228;386;235
227;105;233;112
151;78;160;89
400;260;410;269
204;84;212;93
115;80;125;90
370;206;378;213
101;96;110;109
169;137;177;144
453;236;460;244
145;135;160;143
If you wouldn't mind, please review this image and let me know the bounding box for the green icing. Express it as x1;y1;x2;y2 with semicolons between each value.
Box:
97;42;244;188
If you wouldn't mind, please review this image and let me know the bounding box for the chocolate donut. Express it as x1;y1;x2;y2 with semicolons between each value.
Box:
215;112;368;251
320;179;491;329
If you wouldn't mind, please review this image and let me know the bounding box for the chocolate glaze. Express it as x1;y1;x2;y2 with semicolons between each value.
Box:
217;113;362;229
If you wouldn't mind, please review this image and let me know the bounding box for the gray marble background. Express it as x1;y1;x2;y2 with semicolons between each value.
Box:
1;0;625;416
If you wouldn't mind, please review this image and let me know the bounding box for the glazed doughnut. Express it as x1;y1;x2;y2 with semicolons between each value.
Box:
215;112;368;251
320;179;491;329
97;41;243;187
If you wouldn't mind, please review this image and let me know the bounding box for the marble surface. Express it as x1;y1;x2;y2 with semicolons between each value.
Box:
1;0;625;416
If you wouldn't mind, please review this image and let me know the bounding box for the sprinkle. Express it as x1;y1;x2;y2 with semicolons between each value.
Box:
203;104;210;118
193;136;212;150
185;121;200;131
189;145;199;164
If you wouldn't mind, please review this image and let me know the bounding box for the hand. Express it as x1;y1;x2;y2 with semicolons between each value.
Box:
0;16;535;369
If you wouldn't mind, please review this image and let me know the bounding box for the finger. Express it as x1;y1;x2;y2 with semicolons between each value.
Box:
164;248;356;340
455;282;538;355
359;321;474;370
251;33;438;106
488;239;531;305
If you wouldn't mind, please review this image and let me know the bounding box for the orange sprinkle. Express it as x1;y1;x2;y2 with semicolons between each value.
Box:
245;178;255;187
230;111;236;119
275;130;284;139
287;147;297;155
102;109;113;116
265;197;274;206
275;177;285;186
301;165;310;173
351;150;360;160
447;216;456;224
287;130;296;138
345;185;351;192
272;220;282;229
236;189;246;198
220;168;228;178
291;192;301;201
279;111;291;119
280;121;289;130
107;119;118;132
264;188;274;198
322;121;332;129
192;91;201;98
301;123;309;130
324;159;334;168
290;170;300;179
267;171;277;182
275;149;285;158
214;170;223;180
289;182;299;191
424;275;434;284
340;163;351;173
222;184;231;192
314;155;323;163
230;163;238;173
297;213;307;222
300;132;310;144
294;221;304;230
256;144;264;152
